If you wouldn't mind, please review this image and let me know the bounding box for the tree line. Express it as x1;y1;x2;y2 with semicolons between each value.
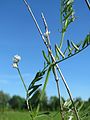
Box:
0;90;90;112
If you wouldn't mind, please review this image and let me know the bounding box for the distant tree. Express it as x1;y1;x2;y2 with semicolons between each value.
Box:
49;96;59;111
29;89;41;109
40;91;48;111
9;95;25;110
0;91;10;111
61;97;65;104
29;89;48;111
88;98;90;102
75;97;82;102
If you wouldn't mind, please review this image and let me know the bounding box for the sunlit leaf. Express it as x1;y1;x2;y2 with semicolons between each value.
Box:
71;41;79;51
37;111;50;117
61;0;75;33
82;33;90;48
27;68;47;100
55;44;60;60
67;40;72;56
36;66;51;115
55;44;65;58
42;50;51;65
28;84;42;97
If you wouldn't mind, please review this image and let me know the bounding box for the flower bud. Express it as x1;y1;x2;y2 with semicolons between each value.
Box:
13;55;21;63
12;63;18;68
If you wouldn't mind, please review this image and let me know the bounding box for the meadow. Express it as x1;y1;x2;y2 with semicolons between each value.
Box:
0;111;60;120
0;111;90;120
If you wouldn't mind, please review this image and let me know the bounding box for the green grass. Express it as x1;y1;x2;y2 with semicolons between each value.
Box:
0;111;90;120
0;111;60;120
0;111;30;120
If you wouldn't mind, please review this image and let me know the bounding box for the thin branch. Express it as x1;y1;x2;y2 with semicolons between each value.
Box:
56;66;80;120
52;67;64;120
41;12;64;120
17;68;30;111
23;0;48;47
85;0;90;10
41;13;51;49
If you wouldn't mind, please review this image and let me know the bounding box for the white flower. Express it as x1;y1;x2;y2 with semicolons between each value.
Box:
12;63;18;68
13;55;21;63
12;55;21;68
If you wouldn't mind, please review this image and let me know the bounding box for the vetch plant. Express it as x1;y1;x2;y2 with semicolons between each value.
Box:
12;54;50;119
13;0;90;120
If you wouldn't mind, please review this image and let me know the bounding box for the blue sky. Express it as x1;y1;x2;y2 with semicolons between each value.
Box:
0;0;90;100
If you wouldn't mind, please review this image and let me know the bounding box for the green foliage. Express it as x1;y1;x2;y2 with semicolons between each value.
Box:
36;66;51;116
49;96;60;111
27;67;47;101
0;90;90;119
55;44;65;59
42;50;51;65
80;99;90;120
0;91;10;111
59;0;75;49
61;98;90;120
39;92;48;111
0;111;60;120
9;95;25;110
82;33;90;48
61;0;75;32
54;34;90;65
29;89;41;109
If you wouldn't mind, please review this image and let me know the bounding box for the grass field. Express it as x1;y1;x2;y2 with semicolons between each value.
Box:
0;111;61;120
0;111;90;120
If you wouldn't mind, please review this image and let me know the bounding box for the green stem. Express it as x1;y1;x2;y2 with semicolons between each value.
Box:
17;67;27;92
60;0;63;29
60;0;65;50
60;31;65;49
17;67;30;111
52;67;64;120
85;0;90;10
56;66;80;120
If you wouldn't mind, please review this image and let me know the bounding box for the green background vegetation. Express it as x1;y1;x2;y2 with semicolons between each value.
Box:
0;91;90;120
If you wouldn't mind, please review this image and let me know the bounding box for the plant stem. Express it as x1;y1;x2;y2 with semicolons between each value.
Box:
17;67;30;111
85;0;90;10
41;13;64;120
60;0;63;25
17;68;27;92
60;31;65;50
59;0;65;50
56;66;80;120
51;57;64;120
52;67;64;120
